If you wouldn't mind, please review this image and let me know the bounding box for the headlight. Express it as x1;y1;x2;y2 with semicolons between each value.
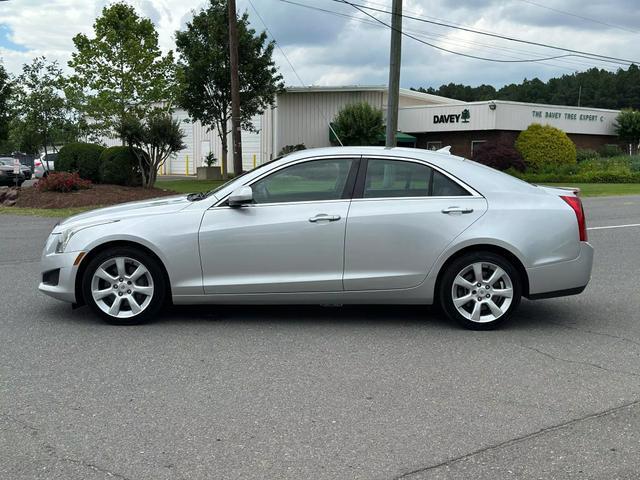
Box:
55;220;119;253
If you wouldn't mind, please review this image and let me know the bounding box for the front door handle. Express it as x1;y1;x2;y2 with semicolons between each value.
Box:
442;206;474;215
309;214;341;223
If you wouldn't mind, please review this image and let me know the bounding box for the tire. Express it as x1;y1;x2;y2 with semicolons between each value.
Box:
438;251;522;330
82;246;167;325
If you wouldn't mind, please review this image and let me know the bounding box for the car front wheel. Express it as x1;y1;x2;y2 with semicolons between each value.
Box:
439;251;522;330
82;247;166;325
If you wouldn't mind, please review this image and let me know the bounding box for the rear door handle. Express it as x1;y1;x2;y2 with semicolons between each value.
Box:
442;206;474;215
309;214;341;223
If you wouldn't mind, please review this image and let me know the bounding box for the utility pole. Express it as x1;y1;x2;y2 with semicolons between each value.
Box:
228;0;243;174
385;0;402;148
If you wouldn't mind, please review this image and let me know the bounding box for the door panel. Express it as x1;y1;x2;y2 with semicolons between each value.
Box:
343;198;487;291
200;201;351;294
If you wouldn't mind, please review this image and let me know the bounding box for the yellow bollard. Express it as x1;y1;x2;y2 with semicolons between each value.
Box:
253;154;256;169
186;155;189;176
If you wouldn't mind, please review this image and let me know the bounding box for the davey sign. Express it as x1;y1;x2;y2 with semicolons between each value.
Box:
433;109;470;125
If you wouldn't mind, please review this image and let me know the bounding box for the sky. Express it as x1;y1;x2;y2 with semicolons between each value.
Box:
0;0;639;90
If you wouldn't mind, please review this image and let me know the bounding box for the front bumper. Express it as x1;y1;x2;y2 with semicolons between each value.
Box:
526;242;594;298
38;235;81;303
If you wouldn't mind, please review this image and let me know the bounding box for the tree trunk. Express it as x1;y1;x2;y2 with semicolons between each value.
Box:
220;134;229;180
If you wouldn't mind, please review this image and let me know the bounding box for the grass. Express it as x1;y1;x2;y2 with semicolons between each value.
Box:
157;179;226;193
0;205;99;217
538;183;640;197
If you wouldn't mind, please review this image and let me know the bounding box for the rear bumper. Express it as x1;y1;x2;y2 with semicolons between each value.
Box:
526;242;594;298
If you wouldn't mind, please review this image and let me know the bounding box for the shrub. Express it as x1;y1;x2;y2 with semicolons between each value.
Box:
56;143;105;182
576;149;599;162
331;102;384;146
37;172;92;192
515;123;577;171
472;141;526;172
278;144;306;156
599;144;623;157
99;146;142;186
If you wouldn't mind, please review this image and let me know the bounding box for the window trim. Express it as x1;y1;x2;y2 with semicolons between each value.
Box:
214;155;362;208
426;141;443;151
353;156;480;200
471;140;487;157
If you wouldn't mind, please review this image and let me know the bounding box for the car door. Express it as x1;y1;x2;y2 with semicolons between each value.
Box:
199;157;359;294
343;157;487;291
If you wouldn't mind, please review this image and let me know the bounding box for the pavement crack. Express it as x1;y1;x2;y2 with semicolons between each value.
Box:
543;320;640;349
393;398;640;479
517;343;640;379
2;413;132;480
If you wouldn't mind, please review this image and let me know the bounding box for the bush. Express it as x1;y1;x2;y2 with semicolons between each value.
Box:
515;123;577;171
56;143;105;182
278;144;306;156
331;102;384;146
576;149;599;162
37;172;92;192
99;146;142;186
472;141;526;172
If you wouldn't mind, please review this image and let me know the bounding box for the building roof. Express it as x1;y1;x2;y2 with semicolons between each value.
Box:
283;85;464;105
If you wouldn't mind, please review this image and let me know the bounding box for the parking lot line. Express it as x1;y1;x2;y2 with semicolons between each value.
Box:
587;223;640;231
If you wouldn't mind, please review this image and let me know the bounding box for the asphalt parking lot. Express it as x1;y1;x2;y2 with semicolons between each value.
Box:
2;195;640;480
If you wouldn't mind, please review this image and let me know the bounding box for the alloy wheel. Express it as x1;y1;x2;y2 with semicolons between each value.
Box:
90;257;154;319
451;261;514;323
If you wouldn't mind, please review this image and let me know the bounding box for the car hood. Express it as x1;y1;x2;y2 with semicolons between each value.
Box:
55;194;191;231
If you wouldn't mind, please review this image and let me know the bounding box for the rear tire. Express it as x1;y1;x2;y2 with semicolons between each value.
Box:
82;246;166;325
438;251;522;330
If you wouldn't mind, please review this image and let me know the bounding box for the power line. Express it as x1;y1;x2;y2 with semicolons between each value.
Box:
516;0;639;34
329;0;640;65
278;0;607;72
246;0;344;146
280;0;581;64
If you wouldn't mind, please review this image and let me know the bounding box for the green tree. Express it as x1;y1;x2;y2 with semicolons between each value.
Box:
615;109;640;154
0;62;13;148
331;102;384;146
13;57;68;163
118;114;186;187
175;0;283;179
515;123;577;171
68;2;176;139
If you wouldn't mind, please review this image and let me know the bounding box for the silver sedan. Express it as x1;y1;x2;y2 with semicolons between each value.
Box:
39;147;593;329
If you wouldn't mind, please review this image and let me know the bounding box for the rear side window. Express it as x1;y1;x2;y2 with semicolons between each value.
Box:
363;159;470;198
431;170;470;196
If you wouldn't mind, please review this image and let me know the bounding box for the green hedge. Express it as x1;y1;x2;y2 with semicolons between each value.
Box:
515;123;577;171
99;146;142;186
57;143;105;182
507;155;640;183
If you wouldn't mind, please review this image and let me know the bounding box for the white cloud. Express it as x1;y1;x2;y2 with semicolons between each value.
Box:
0;0;638;90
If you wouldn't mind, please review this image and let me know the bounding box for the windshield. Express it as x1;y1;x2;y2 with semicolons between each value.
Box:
203;156;284;198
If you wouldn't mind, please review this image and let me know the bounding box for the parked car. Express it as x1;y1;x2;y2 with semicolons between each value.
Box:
0;158;26;186
34;152;57;178
39;147;593;329
0;158;31;179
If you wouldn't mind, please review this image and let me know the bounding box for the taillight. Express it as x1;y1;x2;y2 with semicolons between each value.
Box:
34;160;41;167
561;195;587;242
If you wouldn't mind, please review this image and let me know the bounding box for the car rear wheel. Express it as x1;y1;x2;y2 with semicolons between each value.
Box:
82;247;166;325
439;251;521;330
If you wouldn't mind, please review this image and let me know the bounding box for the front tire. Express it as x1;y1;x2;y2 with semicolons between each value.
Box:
82;247;166;325
439;251;521;330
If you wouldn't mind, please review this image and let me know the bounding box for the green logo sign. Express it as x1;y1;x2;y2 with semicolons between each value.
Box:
461;109;470;123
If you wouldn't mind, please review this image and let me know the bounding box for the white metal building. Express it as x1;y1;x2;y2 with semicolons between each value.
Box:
157;86;461;175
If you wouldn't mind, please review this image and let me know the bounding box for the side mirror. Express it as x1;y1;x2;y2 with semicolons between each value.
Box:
228;186;253;207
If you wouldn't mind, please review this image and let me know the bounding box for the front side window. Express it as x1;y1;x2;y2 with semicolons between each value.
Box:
251;158;355;204
363;159;470;198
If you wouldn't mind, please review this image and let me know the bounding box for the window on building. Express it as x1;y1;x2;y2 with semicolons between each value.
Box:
426;141;443;151
363;159;470;198
471;140;487;157
251;158;355;204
